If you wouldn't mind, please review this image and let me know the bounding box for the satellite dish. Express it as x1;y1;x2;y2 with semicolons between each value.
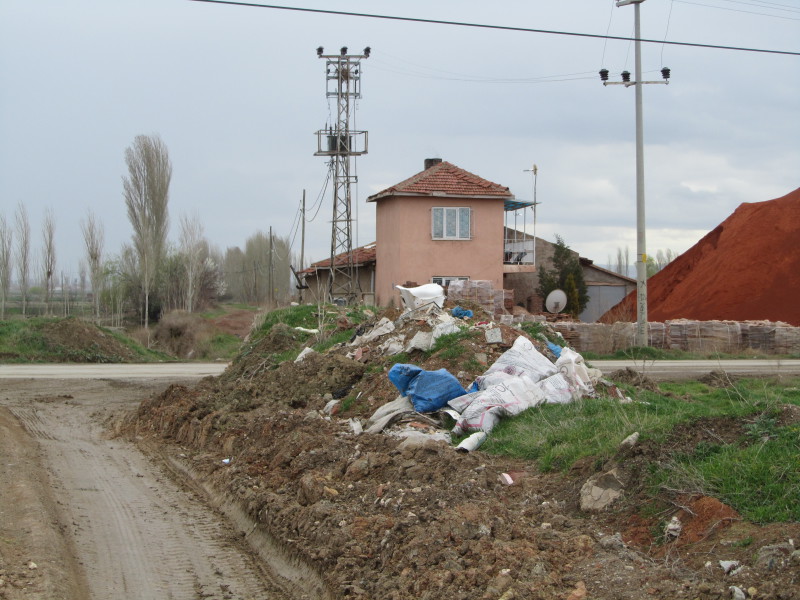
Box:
545;289;568;313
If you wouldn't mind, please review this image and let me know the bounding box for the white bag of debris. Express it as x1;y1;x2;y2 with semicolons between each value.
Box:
483;336;557;382
395;283;446;310
554;347;595;397
448;375;546;434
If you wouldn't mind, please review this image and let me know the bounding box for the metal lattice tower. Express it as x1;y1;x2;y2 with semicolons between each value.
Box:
314;46;370;304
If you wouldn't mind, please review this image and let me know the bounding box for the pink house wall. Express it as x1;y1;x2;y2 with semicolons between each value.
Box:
374;195;505;306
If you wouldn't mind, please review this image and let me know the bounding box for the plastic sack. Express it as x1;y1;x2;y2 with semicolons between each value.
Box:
451;306;474;319
395;283;445;310
448;375;546;434
483;336;557;383
388;364;467;413
555;347;595;397
537;372;576;404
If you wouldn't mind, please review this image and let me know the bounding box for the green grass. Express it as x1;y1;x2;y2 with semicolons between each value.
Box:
205;332;244;360
652;425;800;523
482;376;800;522
256;304;321;334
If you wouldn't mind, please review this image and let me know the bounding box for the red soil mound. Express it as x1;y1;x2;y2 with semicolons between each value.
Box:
602;187;800;326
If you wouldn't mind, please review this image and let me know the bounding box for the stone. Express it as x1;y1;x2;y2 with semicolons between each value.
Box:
580;469;624;512
729;586;746;600
755;542;794;570
565;581;587;600
619;431;640;449
599;532;626;550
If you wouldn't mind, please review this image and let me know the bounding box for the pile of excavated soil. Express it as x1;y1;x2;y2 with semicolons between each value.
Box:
122;307;800;599
603;187;800;326
38;318;140;362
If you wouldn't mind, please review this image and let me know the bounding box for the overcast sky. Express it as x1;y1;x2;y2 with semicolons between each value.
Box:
1;0;798;282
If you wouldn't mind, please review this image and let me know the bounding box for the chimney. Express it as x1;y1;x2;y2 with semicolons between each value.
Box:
424;158;442;170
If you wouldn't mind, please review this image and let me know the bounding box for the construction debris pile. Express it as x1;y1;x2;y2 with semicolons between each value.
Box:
121;282;800;600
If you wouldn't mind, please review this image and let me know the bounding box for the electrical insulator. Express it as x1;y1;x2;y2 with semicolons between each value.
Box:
316;46;324;57
363;46;371;58
340;46;348;56
661;67;671;80
599;69;609;81
621;71;631;83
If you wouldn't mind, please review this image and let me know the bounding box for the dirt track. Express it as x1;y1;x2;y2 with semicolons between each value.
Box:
0;378;304;600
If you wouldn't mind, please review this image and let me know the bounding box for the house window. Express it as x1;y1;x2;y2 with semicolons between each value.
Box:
431;276;469;287
432;207;471;240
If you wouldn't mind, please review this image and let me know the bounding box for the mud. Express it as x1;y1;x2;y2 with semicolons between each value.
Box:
0;378;311;600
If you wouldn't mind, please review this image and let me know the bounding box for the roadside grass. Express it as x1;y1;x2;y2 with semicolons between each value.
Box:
204;332;244;360
484;376;800;522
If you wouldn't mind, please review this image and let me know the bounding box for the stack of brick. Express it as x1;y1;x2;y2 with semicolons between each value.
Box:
447;280;514;319
552;319;800;355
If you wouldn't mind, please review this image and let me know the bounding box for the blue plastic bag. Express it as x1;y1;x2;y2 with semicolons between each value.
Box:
451;306;474;319
388;364;467;413
546;341;563;358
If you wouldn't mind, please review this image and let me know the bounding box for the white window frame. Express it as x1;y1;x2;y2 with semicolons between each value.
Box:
432;207;471;240
431;276;469;287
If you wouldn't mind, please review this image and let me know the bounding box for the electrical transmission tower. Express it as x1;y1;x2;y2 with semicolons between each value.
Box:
314;45;370;305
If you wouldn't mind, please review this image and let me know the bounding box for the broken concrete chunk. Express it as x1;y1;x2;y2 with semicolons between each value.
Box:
484;327;503;344
579;469;624;512
405;330;433;353
664;516;682;541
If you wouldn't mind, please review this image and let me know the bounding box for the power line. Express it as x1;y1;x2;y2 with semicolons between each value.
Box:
674;0;800;20
187;0;800;56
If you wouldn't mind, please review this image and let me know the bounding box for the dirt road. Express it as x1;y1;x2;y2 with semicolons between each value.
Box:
0;377;300;600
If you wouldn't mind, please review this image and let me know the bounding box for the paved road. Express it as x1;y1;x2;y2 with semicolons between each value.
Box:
2;359;800;382
0;362;229;379
590;359;800;381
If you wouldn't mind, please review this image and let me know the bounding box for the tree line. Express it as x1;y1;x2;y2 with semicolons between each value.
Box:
0;134;295;324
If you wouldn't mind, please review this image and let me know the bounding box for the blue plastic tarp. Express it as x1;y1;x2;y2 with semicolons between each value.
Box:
388;364;468;413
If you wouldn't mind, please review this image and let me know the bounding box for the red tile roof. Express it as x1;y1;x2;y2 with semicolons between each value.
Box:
300;243;376;274
367;161;513;202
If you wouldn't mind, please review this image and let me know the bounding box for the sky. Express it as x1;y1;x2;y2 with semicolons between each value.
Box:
1;0;798;283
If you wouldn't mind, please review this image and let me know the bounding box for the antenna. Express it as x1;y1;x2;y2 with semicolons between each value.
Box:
545;289;568;314
523;164;540;267
314;46;371;305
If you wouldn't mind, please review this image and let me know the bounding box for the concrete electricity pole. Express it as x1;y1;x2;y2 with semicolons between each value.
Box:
599;0;670;347
314;46;370;305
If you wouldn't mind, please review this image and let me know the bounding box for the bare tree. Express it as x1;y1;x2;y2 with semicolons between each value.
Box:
15;203;31;317
179;212;206;313
122;134;171;329
41;208;56;314
0;214;12;319
81;210;105;318
614;246;631;278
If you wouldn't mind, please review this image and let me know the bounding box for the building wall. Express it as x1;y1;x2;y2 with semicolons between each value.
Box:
375;195;504;306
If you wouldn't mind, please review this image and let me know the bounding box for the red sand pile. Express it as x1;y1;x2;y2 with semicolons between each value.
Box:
603;187;800;326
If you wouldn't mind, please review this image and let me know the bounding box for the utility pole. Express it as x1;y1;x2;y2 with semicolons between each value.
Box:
599;0;670;347
299;189;306;304
268;226;274;308
314;45;370;305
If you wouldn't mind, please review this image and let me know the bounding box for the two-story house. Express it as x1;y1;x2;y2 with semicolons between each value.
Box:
368;158;525;306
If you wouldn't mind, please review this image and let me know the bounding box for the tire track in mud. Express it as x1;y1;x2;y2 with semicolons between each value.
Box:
2;380;309;600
